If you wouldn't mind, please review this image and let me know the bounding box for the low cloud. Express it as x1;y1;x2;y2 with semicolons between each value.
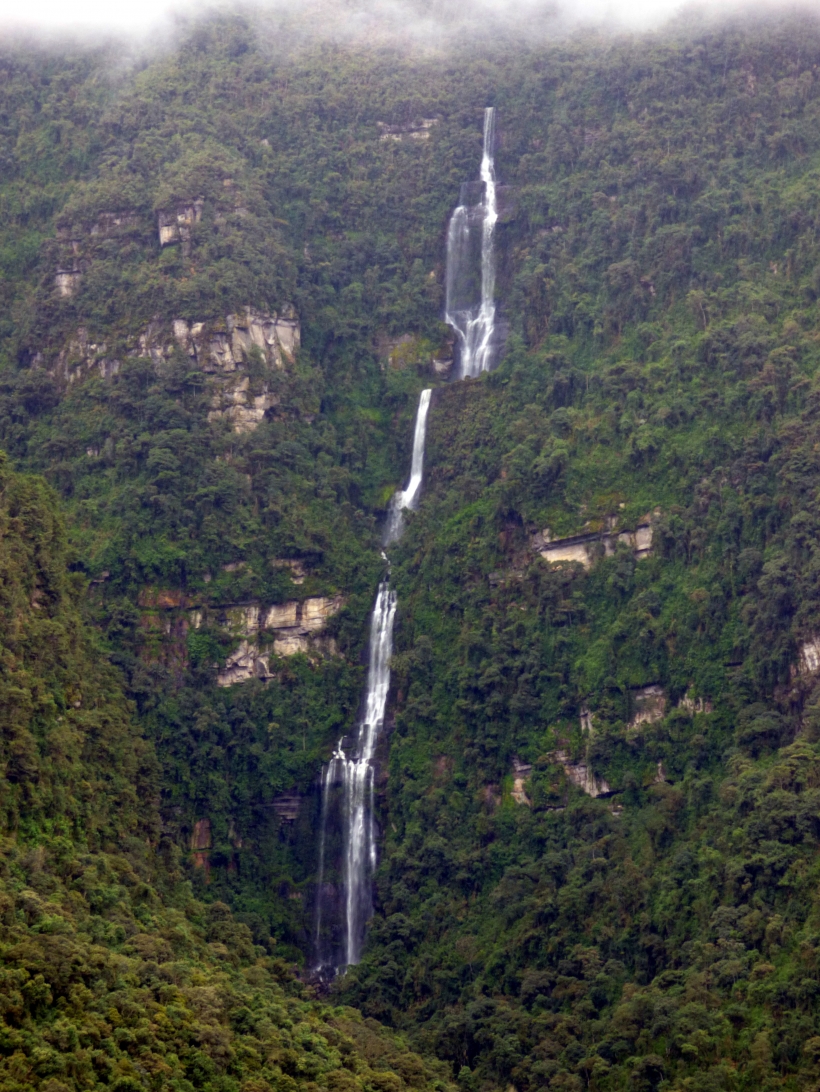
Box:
0;0;818;50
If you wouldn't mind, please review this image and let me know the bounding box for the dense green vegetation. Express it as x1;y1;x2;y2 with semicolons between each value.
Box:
0;455;452;1092
8;7;820;1090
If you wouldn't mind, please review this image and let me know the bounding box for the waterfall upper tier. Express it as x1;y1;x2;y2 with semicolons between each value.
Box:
445;107;504;379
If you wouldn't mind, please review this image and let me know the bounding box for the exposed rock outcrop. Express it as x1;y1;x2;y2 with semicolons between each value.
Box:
54;328;120;383
171;306;300;372
533;512;657;569
191;817;211;872
139;588;187;609
260;602;297;629
377;118;438;141
158;199;204;254
137;615;189;680
91;211;139;236
578;687;668;737
628;685;666;729
54;214;140;298
50;307;300;432
218;639;266;686
549;750;612;798
55;270;82;298
678;691;713;714
793;637;820;678
135;581;341;684
202;595;345;685
54;237;83;297
301;596;343;631
511;757;532;806
158;307;299;432
208;376;278;434
271;794;301;821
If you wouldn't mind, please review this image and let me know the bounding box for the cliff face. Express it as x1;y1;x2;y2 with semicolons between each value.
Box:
0;436;452;1092
7;15;820;1092
211;594;345;684
47;307;301;433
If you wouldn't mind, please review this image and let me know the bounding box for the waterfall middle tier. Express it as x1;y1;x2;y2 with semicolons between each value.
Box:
384;388;432;545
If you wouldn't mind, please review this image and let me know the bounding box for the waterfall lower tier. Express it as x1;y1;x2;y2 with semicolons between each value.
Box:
384;388;432;545
445;106;501;378
313;583;397;973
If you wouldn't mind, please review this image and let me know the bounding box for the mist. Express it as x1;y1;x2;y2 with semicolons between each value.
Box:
2;0;818;46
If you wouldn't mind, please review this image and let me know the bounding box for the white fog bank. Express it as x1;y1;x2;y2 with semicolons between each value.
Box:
0;0;816;40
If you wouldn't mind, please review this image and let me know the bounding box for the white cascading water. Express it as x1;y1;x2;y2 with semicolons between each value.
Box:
313;398;425;973
340;582;397;966
314;111;499;976
383;388;433;546
445;107;498;379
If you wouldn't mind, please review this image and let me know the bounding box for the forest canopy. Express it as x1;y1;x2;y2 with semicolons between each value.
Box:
3;8;820;1092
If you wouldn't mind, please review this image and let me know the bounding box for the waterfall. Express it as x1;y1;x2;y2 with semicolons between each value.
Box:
445;107;499;379
314;111;498;976
384;388;433;545
341;582;397;966
315;395;432;973
313;584;397;973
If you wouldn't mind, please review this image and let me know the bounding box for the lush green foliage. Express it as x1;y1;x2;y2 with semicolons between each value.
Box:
0;456;452;1092
8;10;820;1092
335;19;820;1091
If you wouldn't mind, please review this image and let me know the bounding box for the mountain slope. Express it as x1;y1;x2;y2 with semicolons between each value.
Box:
0;456;454;1092
5;11;820;1092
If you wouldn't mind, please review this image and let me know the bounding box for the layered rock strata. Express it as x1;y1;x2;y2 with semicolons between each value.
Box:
533;512;658;569
203;596;345;686
377;117;438;141
49;307;299;433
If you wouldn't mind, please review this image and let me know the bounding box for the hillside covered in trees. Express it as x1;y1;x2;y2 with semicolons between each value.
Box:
4;6;820;1090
